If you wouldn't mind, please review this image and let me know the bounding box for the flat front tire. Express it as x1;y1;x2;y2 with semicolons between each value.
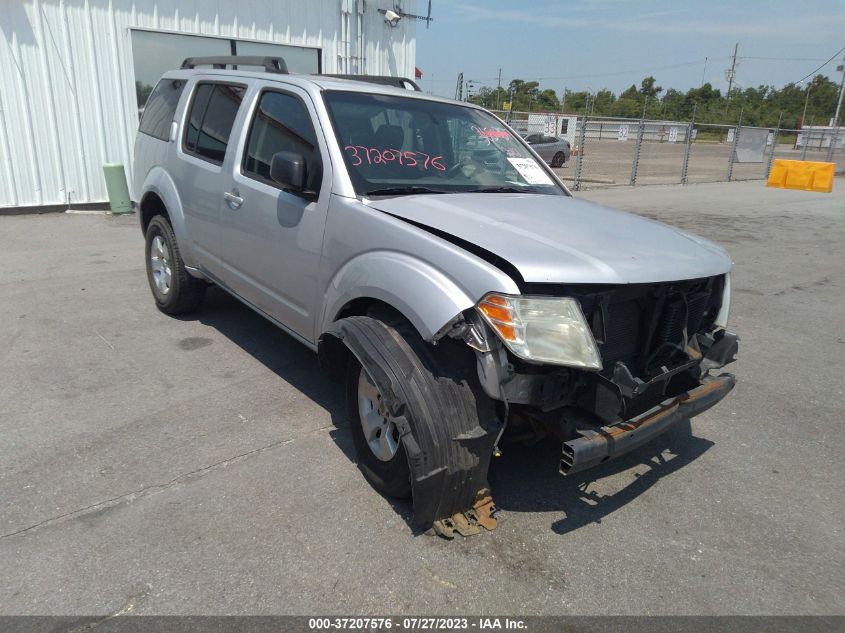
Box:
334;315;499;527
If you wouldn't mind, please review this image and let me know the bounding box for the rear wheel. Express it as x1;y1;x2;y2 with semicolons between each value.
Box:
551;151;566;167
144;215;205;314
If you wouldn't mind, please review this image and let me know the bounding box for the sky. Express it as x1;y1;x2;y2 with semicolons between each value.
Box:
414;0;845;99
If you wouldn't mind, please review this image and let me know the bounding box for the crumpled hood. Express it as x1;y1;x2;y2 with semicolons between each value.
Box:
366;193;732;285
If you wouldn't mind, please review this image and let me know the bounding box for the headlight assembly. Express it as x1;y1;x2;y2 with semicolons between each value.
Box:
714;272;731;328
476;293;602;370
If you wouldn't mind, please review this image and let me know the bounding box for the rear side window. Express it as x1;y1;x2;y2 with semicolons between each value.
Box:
243;91;321;193
183;83;245;164
138;79;185;141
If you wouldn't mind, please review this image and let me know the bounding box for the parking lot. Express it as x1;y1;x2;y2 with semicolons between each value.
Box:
553;138;843;188
1;180;843;615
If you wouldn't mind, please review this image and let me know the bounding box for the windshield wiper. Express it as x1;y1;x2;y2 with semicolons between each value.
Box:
364;186;448;197
471;186;535;194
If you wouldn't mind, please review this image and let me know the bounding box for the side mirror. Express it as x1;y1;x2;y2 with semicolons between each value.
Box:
270;151;307;192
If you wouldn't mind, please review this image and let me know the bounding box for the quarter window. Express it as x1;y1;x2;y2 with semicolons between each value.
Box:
184;83;245;164
138;79;185;141
243;91;321;193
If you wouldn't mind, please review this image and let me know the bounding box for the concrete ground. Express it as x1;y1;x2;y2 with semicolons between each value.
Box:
1;180;843;615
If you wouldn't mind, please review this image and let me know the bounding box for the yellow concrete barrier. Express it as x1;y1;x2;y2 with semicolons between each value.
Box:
766;159;834;193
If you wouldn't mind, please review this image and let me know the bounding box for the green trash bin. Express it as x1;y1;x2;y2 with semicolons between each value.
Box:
102;163;132;215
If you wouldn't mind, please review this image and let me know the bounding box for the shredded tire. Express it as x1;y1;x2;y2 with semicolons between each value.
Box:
326;316;500;529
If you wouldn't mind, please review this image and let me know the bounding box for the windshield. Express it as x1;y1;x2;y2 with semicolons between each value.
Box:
323;91;566;197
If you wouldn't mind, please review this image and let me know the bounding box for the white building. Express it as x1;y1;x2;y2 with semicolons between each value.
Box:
0;0;419;210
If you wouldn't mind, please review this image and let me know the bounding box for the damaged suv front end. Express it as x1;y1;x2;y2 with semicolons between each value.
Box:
463;275;737;476
317;87;737;536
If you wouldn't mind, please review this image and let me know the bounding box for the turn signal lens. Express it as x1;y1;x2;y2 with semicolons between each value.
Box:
475;293;602;370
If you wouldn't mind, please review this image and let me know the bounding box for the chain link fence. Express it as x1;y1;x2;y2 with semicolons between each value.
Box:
492;109;845;190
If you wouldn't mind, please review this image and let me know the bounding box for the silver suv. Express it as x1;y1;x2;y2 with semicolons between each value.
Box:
134;57;738;538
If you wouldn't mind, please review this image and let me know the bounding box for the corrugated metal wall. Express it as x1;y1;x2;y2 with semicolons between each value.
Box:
0;0;417;208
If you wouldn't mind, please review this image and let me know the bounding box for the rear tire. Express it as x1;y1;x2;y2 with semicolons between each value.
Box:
551;151;566;167
144;215;205;315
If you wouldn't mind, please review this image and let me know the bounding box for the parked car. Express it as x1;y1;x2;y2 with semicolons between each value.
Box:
134;57;738;538
523;133;571;167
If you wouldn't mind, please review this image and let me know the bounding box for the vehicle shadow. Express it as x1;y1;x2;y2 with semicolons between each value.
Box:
489;422;713;535
186;288;712;536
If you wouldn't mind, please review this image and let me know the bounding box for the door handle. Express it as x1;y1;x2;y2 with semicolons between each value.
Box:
223;190;244;209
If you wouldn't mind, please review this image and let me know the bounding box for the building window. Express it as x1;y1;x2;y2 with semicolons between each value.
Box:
132;30;321;113
184;83;245;164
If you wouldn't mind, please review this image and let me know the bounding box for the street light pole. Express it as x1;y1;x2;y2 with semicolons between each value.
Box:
833;57;845;126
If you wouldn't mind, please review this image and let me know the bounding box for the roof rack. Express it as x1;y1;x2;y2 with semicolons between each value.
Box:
322;74;422;92
181;56;288;74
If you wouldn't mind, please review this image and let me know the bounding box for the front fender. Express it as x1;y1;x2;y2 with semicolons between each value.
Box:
321;251;478;341
139;167;196;267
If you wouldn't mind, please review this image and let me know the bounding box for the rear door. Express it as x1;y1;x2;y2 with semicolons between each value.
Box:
175;80;247;278
215;83;332;342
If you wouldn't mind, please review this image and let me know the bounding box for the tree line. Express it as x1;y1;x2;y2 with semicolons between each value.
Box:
468;75;842;128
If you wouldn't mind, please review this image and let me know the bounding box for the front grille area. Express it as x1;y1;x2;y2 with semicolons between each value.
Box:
525;275;725;378
596;277;723;376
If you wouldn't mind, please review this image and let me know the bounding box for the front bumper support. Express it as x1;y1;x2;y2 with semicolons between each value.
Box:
560;373;736;475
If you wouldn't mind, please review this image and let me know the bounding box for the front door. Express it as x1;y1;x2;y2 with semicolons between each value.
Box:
215;84;331;342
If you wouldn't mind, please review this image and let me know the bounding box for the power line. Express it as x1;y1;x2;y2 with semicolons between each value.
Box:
740;56;833;62
791;45;845;85
426;58;723;84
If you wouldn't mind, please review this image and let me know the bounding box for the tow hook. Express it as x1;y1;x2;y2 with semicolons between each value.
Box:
430;489;498;538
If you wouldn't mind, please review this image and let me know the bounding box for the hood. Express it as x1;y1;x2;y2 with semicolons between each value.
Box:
365;193;732;285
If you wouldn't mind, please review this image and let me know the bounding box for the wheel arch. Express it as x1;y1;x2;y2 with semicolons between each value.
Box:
317;296;436;383
137;168;195;266
317;250;478;343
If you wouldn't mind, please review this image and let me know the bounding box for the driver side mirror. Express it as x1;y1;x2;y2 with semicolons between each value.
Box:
270;151;311;197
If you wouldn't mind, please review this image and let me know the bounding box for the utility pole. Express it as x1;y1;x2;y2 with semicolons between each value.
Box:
801;81;811;127
725;43;738;114
561;87;566;113
726;43;738;95
701;57;708;87
495;68;502;110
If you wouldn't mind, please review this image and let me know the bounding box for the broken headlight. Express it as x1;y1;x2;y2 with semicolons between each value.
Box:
476;293;602;370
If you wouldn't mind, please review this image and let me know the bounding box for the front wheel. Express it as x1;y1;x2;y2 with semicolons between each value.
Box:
333;315;500;528
144;215;205;314
347;357;412;498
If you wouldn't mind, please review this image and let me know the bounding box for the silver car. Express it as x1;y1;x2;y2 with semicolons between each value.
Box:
134;57;737;538
523;133;571;167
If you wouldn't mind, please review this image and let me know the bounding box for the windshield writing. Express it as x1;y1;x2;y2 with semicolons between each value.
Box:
323;91;564;197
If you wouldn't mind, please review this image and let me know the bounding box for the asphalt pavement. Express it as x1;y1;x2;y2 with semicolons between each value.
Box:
1;180;843;615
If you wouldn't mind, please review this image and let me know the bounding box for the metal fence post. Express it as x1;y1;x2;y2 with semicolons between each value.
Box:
801;118;811;161
765;111;783;178
826;120;840;163
630;109;646;186
727;107;743;182
573;114;587;191
681;103;697;184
